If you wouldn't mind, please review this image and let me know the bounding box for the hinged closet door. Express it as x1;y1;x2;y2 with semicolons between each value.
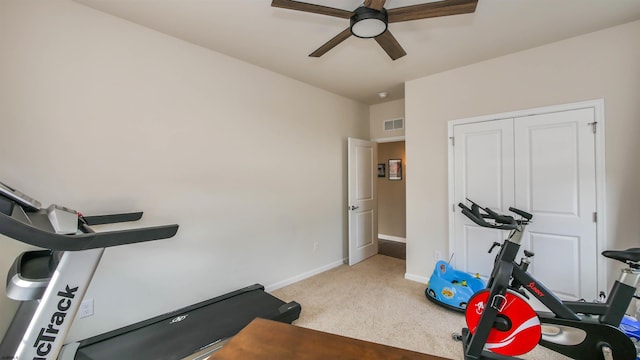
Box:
514;108;597;300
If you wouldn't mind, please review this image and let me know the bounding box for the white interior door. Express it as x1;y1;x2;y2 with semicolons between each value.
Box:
348;138;377;266
452;119;515;278
451;106;600;301
514;108;597;300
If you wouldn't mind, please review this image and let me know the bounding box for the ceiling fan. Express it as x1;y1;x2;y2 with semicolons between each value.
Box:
271;0;478;60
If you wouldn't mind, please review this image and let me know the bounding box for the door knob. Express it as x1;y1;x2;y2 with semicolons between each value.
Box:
350;205;359;210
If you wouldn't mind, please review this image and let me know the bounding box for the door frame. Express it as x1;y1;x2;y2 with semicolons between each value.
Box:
447;99;607;292
374;136;406;245
375;136;406;143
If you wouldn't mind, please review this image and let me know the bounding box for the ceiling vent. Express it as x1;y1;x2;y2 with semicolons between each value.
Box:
384;118;404;131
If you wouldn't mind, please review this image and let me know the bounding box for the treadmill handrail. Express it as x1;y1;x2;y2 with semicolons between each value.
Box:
0;212;178;251
82;212;143;226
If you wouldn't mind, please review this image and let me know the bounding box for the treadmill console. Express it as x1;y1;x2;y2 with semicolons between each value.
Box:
0;181;77;234
0;181;41;211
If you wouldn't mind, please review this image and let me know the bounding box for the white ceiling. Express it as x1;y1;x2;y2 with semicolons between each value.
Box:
74;0;640;105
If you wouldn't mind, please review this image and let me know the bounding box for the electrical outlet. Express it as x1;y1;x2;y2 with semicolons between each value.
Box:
78;298;94;318
434;250;442;261
313;241;319;252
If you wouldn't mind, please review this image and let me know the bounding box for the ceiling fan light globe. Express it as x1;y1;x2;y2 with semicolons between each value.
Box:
352;19;386;38
350;7;388;38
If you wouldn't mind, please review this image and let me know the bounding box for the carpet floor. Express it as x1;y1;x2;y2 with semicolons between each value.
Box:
272;255;570;360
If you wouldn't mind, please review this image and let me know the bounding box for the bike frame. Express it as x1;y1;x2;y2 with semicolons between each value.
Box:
465;223;640;358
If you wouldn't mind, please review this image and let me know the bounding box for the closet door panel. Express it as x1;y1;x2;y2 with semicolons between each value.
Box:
452;119;514;277
514;108;597;300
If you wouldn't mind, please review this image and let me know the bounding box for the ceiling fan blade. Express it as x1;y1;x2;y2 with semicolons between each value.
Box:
309;28;352;57
271;0;352;19
374;30;407;60
364;0;386;11
387;0;478;23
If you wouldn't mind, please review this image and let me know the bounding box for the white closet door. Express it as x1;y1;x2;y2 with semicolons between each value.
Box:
452;119;515;278
514;108;597;300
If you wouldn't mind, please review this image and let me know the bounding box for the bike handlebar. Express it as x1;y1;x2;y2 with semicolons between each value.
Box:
483;207;517;226
458;203;517;230
458;199;532;230
508;207;533;221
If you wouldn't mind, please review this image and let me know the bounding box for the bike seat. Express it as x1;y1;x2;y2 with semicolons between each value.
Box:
601;248;640;268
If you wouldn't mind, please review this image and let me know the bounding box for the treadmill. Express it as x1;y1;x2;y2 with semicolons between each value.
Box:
63;284;300;360
0;181;301;360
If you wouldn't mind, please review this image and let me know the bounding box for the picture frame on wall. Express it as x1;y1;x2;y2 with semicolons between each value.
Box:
377;163;386;177
388;159;402;180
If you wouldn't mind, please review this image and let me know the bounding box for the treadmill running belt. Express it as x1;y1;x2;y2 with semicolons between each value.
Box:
74;285;300;360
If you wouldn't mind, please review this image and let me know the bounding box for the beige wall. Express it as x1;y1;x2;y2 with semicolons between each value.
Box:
377;142;406;238
0;0;369;342
405;20;640;288
370;99;405;140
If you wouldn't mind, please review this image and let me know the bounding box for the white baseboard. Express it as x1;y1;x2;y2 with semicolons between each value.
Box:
404;272;428;284
265;258;347;292
378;234;406;243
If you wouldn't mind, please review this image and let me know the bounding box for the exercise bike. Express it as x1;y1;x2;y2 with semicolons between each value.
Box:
453;199;640;360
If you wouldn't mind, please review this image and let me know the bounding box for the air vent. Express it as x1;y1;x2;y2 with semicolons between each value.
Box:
383;118;404;131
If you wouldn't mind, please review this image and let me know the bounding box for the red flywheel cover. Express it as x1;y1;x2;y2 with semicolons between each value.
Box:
465;289;541;356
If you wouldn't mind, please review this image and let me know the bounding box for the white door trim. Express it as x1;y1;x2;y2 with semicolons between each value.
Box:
374;136;406;143
447;99;607;293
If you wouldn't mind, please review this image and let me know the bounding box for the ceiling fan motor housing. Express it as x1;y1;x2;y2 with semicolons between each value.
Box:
350;6;388;38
